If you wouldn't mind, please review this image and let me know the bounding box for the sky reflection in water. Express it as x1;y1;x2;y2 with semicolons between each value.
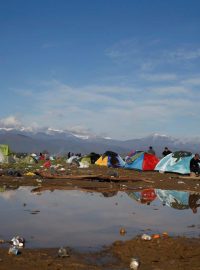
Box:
0;187;199;250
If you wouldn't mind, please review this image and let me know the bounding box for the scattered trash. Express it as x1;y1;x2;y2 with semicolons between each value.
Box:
162;232;169;237
43;160;51;168
141;233;152;241
10;236;25;248
6;169;22;177
79;162;89;168
59;167;66;171
107;171;119;177
24;172;35;176
120;184;127;190
152;234;160;239
57;247;70;257
8;246;20;255
178;181;184;184
130;257;140;269
120;228;126;235
36;179;42;183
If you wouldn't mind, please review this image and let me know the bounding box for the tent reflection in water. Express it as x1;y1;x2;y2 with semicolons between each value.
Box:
127;188;157;205
156;189;189;210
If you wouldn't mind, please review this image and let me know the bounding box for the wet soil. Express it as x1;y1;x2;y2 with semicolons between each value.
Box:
0;237;200;270
1;165;200;193
0;164;200;269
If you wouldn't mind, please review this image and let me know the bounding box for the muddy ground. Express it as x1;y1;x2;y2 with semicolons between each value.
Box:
0;164;200;269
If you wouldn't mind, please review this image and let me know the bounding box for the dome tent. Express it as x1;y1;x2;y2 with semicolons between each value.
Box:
124;151;159;171
0;144;14;163
155;151;193;175
0;149;4;163
80;152;100;165
95;151;125;168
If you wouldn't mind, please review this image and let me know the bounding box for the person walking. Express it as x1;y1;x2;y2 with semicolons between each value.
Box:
147;146;156;155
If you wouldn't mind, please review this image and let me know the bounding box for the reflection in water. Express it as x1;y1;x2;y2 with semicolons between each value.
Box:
0;186;199;249
155;190;189;210
188;193;200;214
127;188;157;205
127;188;200;213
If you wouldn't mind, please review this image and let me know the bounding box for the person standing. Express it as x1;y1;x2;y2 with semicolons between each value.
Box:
162;147;172;157
147;146;156;155
190;153;200;176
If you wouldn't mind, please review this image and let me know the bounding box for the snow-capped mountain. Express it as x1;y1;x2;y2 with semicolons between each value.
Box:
0;126;199;156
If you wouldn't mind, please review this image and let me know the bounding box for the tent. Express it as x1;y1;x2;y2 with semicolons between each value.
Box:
155;189;189;210
155;151;193;174
0;149;4;163
124;151;159;171
80;152;100;165
20;155;38;164
66;155;80;164
0;144;13;163
95;151;125;168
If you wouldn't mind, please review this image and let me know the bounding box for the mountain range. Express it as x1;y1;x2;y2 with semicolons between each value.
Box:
0;127;199;157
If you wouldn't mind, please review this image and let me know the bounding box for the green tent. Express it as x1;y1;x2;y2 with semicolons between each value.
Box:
0;144;12;156
0;144;13;163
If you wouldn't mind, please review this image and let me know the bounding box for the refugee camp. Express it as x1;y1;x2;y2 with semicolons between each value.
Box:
1;1;200;269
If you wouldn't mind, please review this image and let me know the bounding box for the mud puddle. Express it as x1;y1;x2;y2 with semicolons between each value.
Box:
0;187;199;250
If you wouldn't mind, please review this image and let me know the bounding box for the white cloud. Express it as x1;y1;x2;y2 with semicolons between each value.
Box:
149;86;190;96
0;116;22;128
42;81;199;136
166;48;200;61
140;73;178;82
12;88;34;97
3;75;200;139
41;43;58;49
182;77;200;86
105;38;200;76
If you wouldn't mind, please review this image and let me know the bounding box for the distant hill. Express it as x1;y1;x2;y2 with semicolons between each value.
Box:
0;127;199;157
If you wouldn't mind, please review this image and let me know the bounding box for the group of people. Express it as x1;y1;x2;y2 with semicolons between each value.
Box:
147;146;172;157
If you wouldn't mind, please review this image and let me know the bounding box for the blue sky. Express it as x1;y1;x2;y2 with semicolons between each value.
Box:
0;0;200;139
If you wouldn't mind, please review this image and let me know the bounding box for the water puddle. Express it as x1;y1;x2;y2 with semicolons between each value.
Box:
0;186;199;250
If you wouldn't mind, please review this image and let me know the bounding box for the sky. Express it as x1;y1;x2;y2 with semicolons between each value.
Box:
0;0;200;140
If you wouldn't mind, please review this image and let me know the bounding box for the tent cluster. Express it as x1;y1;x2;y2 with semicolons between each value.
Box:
93;149;196;175
0;143;196;175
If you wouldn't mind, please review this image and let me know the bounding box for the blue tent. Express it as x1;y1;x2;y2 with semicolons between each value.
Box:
124;151;159;171
155;151;193;175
